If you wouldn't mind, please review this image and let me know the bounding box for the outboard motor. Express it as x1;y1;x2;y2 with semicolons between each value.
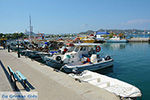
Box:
105;56;111;60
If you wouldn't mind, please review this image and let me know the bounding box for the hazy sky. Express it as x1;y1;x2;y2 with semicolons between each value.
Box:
0;0;150;34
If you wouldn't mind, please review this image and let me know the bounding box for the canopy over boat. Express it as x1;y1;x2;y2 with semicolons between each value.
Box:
96;32;110;35
66;43;75;46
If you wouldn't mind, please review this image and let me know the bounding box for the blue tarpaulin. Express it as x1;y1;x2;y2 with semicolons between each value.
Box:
96;32;110;35
45;42;48;44
50;51;58;54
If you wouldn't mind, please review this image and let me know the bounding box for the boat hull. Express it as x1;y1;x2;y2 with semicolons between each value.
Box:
106;39;128;43
63;60;113;73
45;59;64;69
81;40;95;43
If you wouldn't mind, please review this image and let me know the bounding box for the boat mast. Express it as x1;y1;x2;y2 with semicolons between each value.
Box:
29;15;33;41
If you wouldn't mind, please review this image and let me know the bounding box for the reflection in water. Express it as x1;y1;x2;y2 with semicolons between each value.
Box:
102;43;126;50
94;66;113;75
100;43;150;100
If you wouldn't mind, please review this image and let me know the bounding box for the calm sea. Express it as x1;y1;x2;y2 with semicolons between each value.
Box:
98;43;150;100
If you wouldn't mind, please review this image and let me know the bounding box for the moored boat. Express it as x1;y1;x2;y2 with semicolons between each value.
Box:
45;43;113;72
107;36;128;43
62;55;113;73
69;70;142;99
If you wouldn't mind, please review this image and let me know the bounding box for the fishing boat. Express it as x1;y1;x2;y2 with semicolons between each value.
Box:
45;43;113;71
75;35;95;43
61;43;113;73
44;43;75;68
69;70;142;99
107;36;128;43
62;54;113;73
37;52;52;61
21;49;40;58
9;41;26;52
80;37;95;43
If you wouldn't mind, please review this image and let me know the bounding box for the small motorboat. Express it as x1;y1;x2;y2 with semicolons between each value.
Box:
44;43;75;68
62;54;113;73
45;43;113;71
69;70;142;99
107;36;128;43
21;49;40;58
36;52;52;62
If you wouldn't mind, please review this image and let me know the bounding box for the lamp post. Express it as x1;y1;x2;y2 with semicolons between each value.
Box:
8;44;10;52
17;33;20;58
2;35;6;49
7;35;10;52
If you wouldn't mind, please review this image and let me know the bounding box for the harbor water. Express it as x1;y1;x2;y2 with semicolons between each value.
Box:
99;43;150;100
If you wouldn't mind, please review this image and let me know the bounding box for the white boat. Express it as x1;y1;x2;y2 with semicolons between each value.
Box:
45;43;100;68
60;43;113;73
44;44;76;68
69;70;142;99
21;49;40;58
62;54;113;73
36;52;52;61
107;36;128;43
45;43;113;70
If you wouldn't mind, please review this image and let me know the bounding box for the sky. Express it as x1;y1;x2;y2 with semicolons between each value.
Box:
0;0;150;34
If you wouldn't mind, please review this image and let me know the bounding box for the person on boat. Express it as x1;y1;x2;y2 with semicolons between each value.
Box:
63;47;68;54
61;46;68;54
82;56;91;64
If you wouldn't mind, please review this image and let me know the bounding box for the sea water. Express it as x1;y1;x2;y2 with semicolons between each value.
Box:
99;43;150;100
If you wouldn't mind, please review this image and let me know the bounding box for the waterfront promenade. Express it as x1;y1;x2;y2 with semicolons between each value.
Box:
0;48;120;100
0;61;12;91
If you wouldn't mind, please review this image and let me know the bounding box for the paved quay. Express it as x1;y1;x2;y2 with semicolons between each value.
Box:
0;46;13;91
0;61;12;91
0;49;120;100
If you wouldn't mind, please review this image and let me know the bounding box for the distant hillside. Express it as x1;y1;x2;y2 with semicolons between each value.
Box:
79;29;150;35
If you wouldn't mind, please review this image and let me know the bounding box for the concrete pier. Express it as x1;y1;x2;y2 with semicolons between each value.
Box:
128;37;150;42
0;48;120;100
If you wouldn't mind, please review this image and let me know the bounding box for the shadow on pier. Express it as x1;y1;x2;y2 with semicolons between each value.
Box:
0;60;35;92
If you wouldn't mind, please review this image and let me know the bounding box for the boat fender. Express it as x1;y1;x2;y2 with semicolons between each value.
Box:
56;56;61;61
96;46;101;52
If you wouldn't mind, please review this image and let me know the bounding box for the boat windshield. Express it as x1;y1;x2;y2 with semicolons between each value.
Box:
74;47;80;52
67;47;75;52
80;47;84;51
82;47;86;51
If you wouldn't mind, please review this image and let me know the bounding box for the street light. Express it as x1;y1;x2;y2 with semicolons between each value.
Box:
2;35;6;49
7;35;10;52
8;44;10;52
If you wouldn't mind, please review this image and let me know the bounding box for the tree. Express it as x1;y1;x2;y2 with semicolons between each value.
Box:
108;33;114;38
118;33;125;38
0;33;3;38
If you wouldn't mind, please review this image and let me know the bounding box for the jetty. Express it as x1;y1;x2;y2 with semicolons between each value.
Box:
0;48;120;100
128;37;150;42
